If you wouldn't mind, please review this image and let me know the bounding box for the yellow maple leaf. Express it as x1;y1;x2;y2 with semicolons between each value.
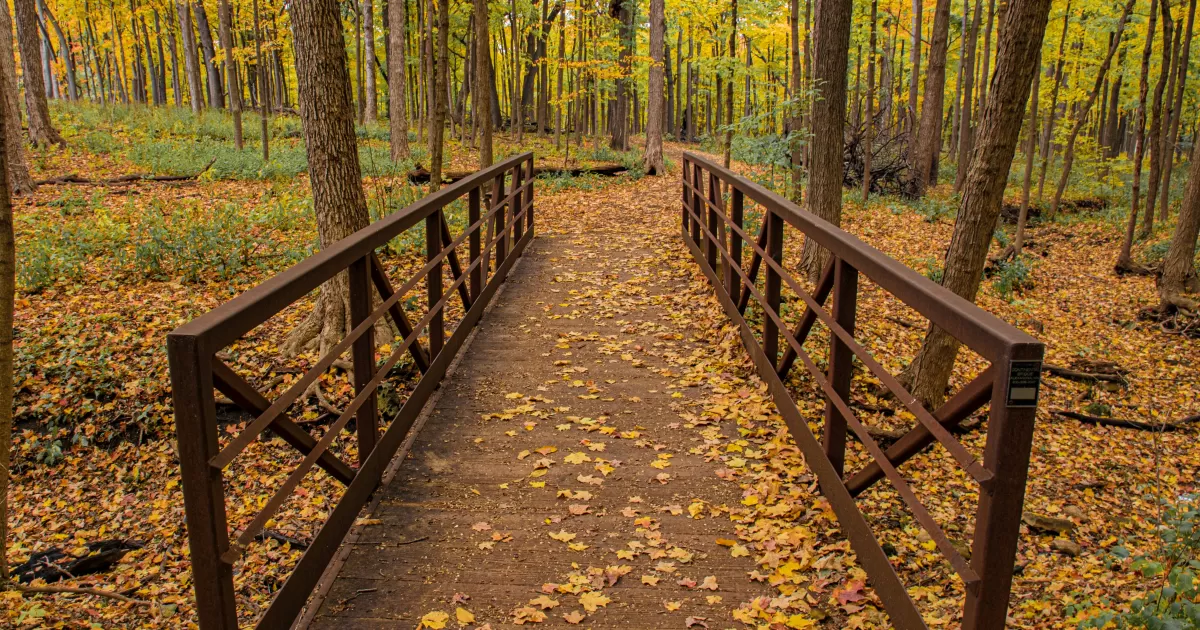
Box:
418;611;449;629
455;607;475;624
579;591;611;612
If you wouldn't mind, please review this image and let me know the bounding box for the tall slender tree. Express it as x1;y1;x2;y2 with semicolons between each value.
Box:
0;1;34;193
175;0;203;113
364;0;378;122
903;0;1053;406
475;0;493;166
13;0;64;146
644;0;665;175
391;0;413;159
908;0;951;195
219;0;242;149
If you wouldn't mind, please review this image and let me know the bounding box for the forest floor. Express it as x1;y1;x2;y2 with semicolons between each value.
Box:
2;104;1197;628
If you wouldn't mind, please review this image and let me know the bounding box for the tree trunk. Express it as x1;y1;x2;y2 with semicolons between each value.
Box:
390;0;413;159
175;0;203;113
798;0;851;279
609;0;632;151
429;0;449;189
364;0;378;122
37;0;75;100
253;0;269;159
953;0;982;192
1157;137;1200;310
789;0;803;203
167;11;182;106
219;0;242;149
908;0;922;135
908;0;951;195
194;0;223;107
863;0;877;201
1103;45;1125;158
0;65;15;581
284;0;373;357
13;0;62;146
723;0;738;167
904;0;1052;407
1159;0;1196;217
475;0;492;166
1118;0;1158;268
0;1;34;193
1036;2;1070;200
643;0;664;174
1143;0;1173;235
1014;51;1041;257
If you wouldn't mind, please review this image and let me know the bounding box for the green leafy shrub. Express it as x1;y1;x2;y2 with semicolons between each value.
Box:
991;256;1033;302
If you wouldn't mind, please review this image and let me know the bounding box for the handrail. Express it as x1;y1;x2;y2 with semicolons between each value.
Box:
171;151;532;351
683;151;1041;364
169;152;536;630
680;151;1043;630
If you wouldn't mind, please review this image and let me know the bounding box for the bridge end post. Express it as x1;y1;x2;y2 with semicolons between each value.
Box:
962;344;1043;630
167;333;239;629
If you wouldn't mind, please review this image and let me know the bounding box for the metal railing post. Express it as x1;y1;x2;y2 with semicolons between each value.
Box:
167;335;238;629
348;255;378;463
427;212;444;357
469;187;482;301
512;164;525;242
729;188;744;304
963;349;1041;630
762;209;783;363
823;258;857;476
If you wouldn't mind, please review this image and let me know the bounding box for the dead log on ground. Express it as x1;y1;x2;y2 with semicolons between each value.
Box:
36;158;217;186
1054;410;1200;432
1042;363;1128;386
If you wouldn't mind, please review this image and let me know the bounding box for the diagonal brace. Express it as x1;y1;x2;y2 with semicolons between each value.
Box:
439;210;473;312
370;253;432;373
776;259;836;378
845;366;995;497
211;360;357;485
735;218;770;315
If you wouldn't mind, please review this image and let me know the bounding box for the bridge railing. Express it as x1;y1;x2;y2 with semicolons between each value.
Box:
681;151;1043;630
168;152;535;629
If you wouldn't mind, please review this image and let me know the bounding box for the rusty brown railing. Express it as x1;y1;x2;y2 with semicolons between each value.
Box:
168;152;535;629
681;152;1043;630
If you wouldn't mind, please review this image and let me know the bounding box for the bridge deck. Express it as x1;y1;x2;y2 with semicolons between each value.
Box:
309;196;771;627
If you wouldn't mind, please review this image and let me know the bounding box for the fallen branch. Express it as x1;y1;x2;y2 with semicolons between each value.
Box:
255;530;311;550
5;581;154;607
1043;364;1127;386
1053;410;1200;432
36;158;217;186
406;163;628;184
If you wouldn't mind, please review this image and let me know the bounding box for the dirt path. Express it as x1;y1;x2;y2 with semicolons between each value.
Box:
309;168;774;628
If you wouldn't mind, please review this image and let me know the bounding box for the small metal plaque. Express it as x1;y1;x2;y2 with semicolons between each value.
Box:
1006;360;1042;408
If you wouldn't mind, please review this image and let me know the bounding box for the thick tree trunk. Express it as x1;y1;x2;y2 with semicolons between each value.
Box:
285;0;373;356
0;1;34;193
219;0;242;149
909;0;951;195
904;0;1052;407
175;0;203;113
13;0;62;146
643;0;665;175
798;0;851;278
1157;138;1200;311
1048;0;1135;217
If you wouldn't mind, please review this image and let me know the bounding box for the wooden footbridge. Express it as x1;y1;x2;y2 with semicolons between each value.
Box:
169;152;1043;629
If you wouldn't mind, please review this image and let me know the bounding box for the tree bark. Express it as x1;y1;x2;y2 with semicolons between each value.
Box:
1048;0;1135;217
723;0;738;168
475;0;492;166
252;0;269;159
219;0;242;149
389;0;412;159
363;0;378;122
429;0;449;190
175;0;203;112
863;0;877;201
284;0;373;356
1014;50;1040;257
609;0;633;151
1157;138;1200;311
1118;0;1158;268
953;0;982;192
1159;0;1196;217
1142;0;1173;235
789;0;803;203
908;0;951;195
13;0;62;146
37;0;75;100
904;0;1052;407
0;62;15;580
798;0;851;278
1035;3;1070;201
1103;44;1125;158
0;1;34;193
908;0;922;135
643;0;665;174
